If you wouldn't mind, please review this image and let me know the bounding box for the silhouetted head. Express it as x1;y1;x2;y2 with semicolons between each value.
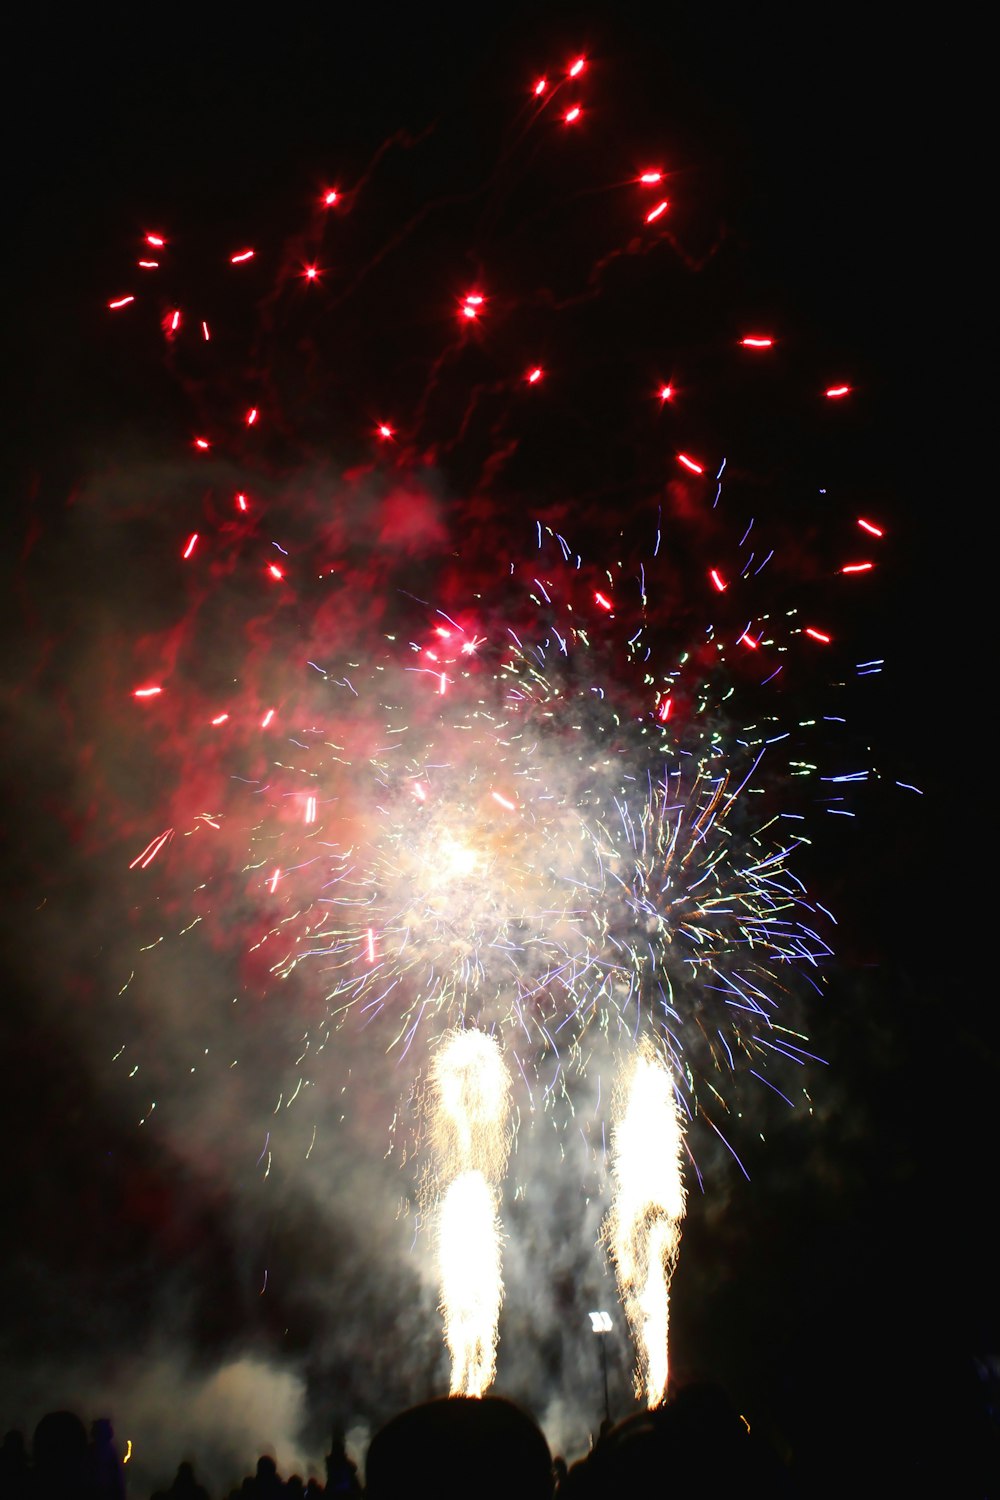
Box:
365;1395;553;1500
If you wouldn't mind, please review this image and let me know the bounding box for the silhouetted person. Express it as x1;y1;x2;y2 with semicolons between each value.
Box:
365;1395;553;1500
89;1418;125;1500
250;1455;284;1498
32;1411;100;1500
0;1429;29;1500
323;1432;360;1497
158;1460;210;1500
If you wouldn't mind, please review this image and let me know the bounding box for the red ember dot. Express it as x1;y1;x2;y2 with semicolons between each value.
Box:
645;200;669;224
740;336;774;348
677;453;704;474
230;249;254;264
825;384;851;398
564;105;582;124
568;56;586;76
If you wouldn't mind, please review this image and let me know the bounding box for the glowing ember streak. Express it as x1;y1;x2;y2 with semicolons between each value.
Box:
145;234;165;247
825;384;851;398
594;591;613;610
182;533;198;560
201;321;210;341
639;170;663;184
658;384;674;402
129;829;174;870
377;423;394;440
857;517;884;537
439;672;447;695
108;296;134;310
607;1043;686;1408
709;568;727;592
166;309;181;335
568;56;586;76
268;564;284;581
533;77;548;96
430;1030;511;1397
526;366;543;383
236;492;248;511
323;189;339;206
305;795;317;823
841;562;874;574
194;438;210;451
270;869;281;894
230;248;255;263
137;260;159;269
366;928;376;964
246;407;259;425
739;631;760;649
740;335;774;348
490;791;515;812
132;685;162;699
304;265;319;281
564;106;582;124
210;713;229;726
260;708;275;728
657;694;672;721
805;627;832;643
676;453;703;474
645;200;669;224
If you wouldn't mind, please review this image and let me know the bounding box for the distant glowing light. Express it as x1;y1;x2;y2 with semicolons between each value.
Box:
182;533;198;559
246;407;259;426
738;631;760;649
137;260;159;269
658;384;674;402
261;708;275;728
108;295;134;310
305;795;317;824
236;492;248;511
568;56;586;77
594;591;613;611
194;437;210;451
857;517;884;537
491;791;516;811
377;423;394;440
709;569;726;592
230;248;254;264
841;562;874;574
526;366;543;384
269;869;281;894
164;309;181;335
645;200;669;224
367;928;376;964
323;189;339;206
805;627;831;643
740;335;774;348
564;105;582;124
268;563;284;581
201;321;210;341
210;713;229;726
133;685;162;699
640;170;663;184
825;384;851;398
676;453;704;474
412;782;427;802
533;77;548;96
145;234;165;248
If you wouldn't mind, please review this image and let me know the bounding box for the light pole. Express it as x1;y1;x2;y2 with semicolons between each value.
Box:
588;1310;613;1427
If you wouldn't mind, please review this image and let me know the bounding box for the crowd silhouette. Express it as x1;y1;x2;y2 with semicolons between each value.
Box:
0;1381;812;1498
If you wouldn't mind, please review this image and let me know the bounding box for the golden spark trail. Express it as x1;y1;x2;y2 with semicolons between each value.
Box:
429;1028;511;1396
608;1041;687;1407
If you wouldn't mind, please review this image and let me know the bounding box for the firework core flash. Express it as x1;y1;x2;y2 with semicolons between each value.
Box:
430;1029;511;1397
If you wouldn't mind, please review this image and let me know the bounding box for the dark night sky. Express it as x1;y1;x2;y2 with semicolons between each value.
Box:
1;5;992;1495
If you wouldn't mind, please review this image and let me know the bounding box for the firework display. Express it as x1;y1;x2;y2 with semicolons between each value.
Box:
94;49;903;1407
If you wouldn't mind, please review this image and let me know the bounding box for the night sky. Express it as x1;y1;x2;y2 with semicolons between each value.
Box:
1;6;991;1496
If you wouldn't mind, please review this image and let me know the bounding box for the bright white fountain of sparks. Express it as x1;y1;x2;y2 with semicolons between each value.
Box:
430;1028;512;1397
607;1041;687;1406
